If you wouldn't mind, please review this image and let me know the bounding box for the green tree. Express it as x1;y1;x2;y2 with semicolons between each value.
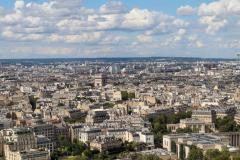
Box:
176;127;193;133
168;111;192;124
216;116;240;132
29;95;38;111
141;154;162;160
121;91;128;101
50;152;59;160
71;140;85;156
204;149;220;160
82;149;93;158
93;152;110;160
188;146;204;160
204;148;230;160
128;92;135;99
149;111;192;147
6;112;12;119
103;102;114;108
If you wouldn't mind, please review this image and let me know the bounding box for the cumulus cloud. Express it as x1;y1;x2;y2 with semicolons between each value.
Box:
196;41;204;48
137;35;153;43
198;0;240;34
15;0;25;12
10;46;77;56
177;5;196;16
199;16;227;35
0;0;189;43
198;0;240;16
145;18;189;36
0;0;238;58
100;1;127;14
63;32;103;43
121;8;158;30
100;35;128;45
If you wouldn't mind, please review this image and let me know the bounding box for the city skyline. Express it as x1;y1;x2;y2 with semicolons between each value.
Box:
0;0;239;58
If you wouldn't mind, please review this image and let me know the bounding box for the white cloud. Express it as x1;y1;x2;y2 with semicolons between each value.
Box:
0;0;189;45
178;29;186;35
121;8;158;30
173;29;187;42
51;0;84;9
137;35;153;43
100;35;128;45
10;46;77;56
198;0;240;34
100;1;127;14
198;0;240;16
199;16;227;34
0;0;238;58
15;0;25;13
177;5;196;16
64;32;103;43
196;41;204;48
0;13;23;25
145;18;189;36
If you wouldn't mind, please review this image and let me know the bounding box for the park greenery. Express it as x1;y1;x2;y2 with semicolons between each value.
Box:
117;152;163;160
51;136;156;160
215;116;240;132
186;146;240;160
52;113;240;160
63;116;86;124
121;91;135;101
103;102;115;108
149;111;192;147
173;145;230;160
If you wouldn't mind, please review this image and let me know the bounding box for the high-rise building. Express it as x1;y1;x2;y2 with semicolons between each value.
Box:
109;64;121;74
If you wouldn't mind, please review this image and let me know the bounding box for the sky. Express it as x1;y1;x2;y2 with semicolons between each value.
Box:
0;0;239;59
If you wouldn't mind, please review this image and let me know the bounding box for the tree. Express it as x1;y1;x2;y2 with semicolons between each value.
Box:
149;111;192;147
6;112;12;119
204;148;230;160
121;91;128;101
11;112;17;120
141;154;162;160
168;111;192;124
51;152;59;160
204;149;221;160
121;91;135;101
176;127;193;133
118;153;162;160
128;92;135;99
123;141;141;152
82;149;93;158
103;102;114;108
217;147;230;160
71;140;85;156
29;95;38;111
188;146;203;160
94;152;110;160
216;116;240;132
